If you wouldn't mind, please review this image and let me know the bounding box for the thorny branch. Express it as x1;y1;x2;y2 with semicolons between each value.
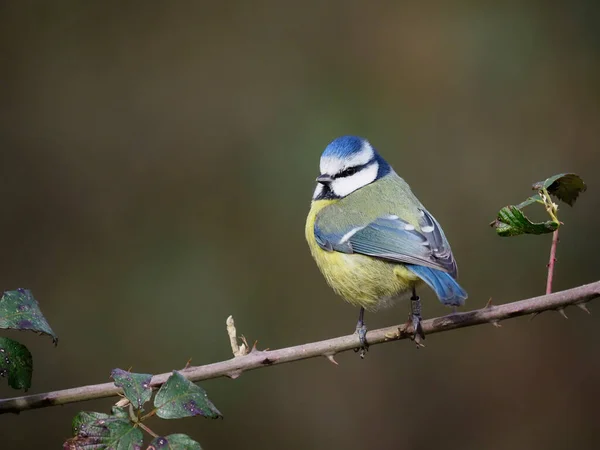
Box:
1;280;599;415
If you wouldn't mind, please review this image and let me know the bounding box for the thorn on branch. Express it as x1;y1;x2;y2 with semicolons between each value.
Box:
226;370;242;379
325;354;338;365
491;320;502;328
557;308;568;319
250;341;269;353
577;303;591;314
485;298;494;308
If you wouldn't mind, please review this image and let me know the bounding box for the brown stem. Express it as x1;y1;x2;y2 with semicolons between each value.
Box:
1;280;599;415
138;422;158;438
546;229;559;294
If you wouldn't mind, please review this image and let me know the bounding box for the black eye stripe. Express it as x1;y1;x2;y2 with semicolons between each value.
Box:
335;159;374;178
339;167;358;177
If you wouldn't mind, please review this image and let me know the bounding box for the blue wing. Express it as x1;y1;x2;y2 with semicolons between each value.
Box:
315;210;457;276
314;209;467;305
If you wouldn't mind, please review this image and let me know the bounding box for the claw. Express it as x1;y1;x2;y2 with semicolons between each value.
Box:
354;324;369;358
410;313;426;348
353;307;369;358
410;291;425;348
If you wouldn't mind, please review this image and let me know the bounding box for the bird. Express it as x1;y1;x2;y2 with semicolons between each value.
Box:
305;135;467;355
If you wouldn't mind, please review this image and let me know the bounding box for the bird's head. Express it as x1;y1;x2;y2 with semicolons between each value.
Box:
313;135;391;200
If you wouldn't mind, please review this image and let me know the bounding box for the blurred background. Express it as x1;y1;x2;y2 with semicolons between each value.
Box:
1;1;600;449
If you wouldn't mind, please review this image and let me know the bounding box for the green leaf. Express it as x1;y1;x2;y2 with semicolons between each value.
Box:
71;411;112;435
0;337;33;390
515;194;542;210
153;371;222;420
66;411;143;450
112;405;130;419
111;368;153;410
490;205;559;237
0;289;58;344
533;173;587;206
148;434;202;450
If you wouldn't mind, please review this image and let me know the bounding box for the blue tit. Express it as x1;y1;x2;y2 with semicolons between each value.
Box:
305;135;467;353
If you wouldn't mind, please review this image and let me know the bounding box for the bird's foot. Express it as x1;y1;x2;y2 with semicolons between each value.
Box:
410;312;425;348
410;294;425;348
353;307;369;358
354;323;369;359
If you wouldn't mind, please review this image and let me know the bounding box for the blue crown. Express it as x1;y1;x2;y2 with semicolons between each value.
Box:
322;135;369;159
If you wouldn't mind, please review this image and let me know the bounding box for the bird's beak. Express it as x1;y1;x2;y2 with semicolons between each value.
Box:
316;174;334;184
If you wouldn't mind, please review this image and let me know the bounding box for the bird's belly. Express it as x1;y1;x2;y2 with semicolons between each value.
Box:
305;199;421;311
313;250;420;311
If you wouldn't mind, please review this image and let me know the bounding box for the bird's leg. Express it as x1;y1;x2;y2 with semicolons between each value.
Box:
354;307;369;358
410;286;425;347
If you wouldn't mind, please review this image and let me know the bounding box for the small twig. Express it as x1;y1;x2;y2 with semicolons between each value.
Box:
138;422;158;439
1;281;599;415
546;229;559;294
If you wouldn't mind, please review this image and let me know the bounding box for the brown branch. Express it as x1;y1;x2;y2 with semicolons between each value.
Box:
546;229;560;294
1;280;599;415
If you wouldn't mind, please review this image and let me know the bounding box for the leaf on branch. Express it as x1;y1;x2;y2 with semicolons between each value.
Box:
147;434;203;450
0;337;33;391
515;194;542;210
532;173;587;206
0;289;58;344
112;405;130;419
111;368;153;410
490;205;559;237
153;371;222;420
65;410;143;450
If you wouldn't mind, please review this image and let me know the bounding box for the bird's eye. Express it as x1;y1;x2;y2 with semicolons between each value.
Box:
340;167;358;177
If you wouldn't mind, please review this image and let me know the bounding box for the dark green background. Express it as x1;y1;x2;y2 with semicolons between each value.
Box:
1;2;599;449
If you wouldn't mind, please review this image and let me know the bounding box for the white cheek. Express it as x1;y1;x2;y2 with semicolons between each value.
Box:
330;162;379;197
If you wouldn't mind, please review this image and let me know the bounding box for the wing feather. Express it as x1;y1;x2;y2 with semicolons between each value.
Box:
314;211;458;277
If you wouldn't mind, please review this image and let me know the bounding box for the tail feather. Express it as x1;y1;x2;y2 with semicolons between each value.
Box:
406;265;467;307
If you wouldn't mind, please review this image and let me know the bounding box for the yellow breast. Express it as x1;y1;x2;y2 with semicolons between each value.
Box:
305;200;420;311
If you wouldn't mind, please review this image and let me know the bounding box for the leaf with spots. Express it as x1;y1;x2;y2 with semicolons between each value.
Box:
153;371;222;420
0;289;57;344
532;173;587;207
490;205;559;237
148;434;202;450
0;337;33;391
111;368;153;410
65;410;143;450
71;411;112;435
